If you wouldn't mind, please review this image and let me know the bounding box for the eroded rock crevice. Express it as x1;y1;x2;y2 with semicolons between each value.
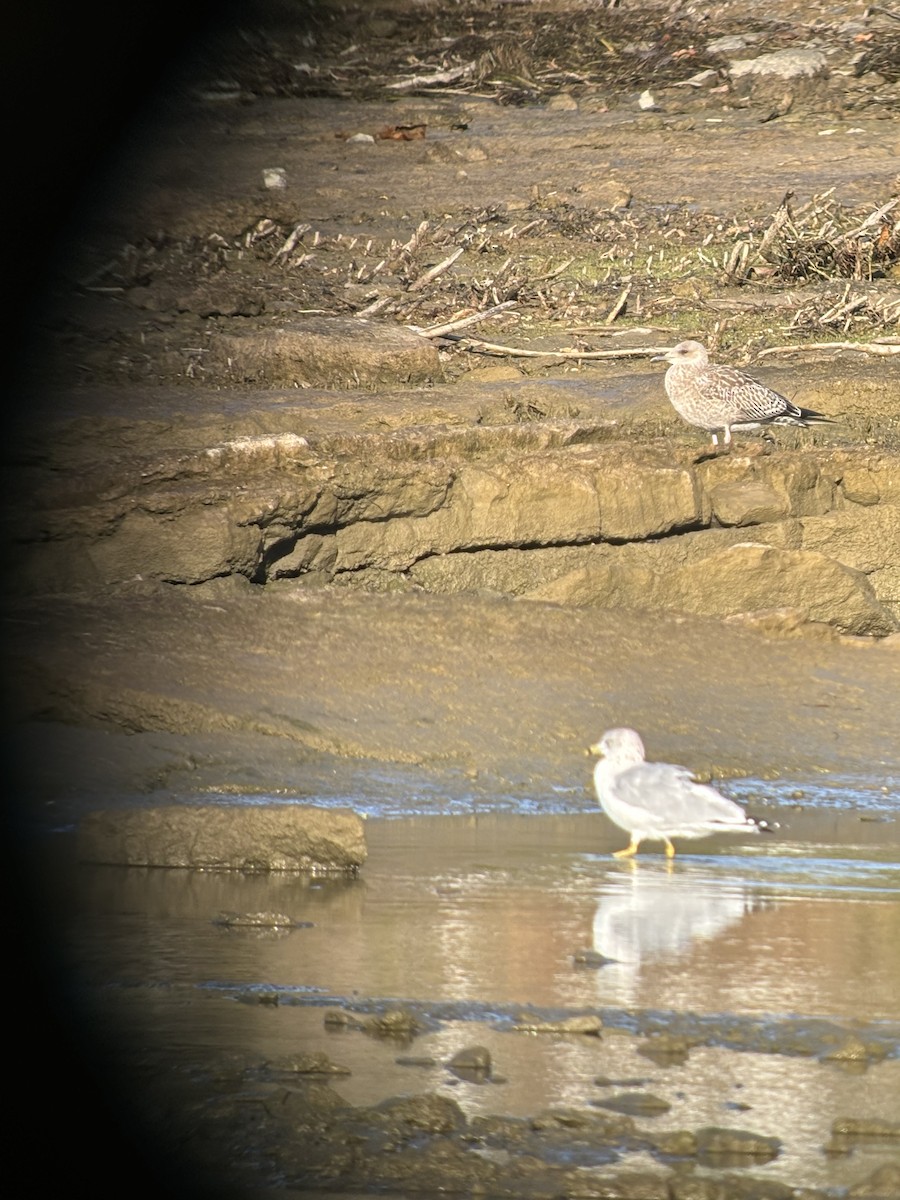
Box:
9;404;900;636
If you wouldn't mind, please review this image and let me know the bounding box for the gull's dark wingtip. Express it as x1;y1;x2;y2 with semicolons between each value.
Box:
799;407;837;426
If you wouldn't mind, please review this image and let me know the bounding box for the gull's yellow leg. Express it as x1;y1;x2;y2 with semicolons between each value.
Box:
664;838;676;858
613;839;640;858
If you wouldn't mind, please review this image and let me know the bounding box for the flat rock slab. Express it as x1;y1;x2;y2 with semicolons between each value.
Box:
208;317;442;389
77;803;367;873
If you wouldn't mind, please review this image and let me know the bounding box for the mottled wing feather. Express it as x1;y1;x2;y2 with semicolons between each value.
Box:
695;366;790;422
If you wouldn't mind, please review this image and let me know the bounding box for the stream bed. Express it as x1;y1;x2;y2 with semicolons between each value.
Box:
49;784;900;1197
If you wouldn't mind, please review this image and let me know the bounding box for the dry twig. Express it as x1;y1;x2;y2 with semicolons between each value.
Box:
605;283;632;324
272;223;311;263
413;301;519;338
386;63;476;91
723;190;900;292
356;296;395;318
408;246;466;292
446;337;669;360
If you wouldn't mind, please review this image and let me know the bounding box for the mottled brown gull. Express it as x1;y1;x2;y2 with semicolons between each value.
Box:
654;340;833;450
589;728;767;859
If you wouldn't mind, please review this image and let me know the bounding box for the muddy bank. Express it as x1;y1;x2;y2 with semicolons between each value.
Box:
6;584;900;823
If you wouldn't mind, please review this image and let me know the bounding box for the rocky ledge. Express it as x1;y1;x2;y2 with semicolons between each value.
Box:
10;353;900;638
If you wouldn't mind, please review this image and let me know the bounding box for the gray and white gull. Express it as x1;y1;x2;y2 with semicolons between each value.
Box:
589;727;767;858
654;340;833;450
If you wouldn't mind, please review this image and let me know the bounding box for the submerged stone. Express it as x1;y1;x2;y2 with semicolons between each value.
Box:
323;1009;361;1029
530;1106;636;1141
637;1032;694;1065
563;1170;669;1199
513;1013;603;1035
695;1126;781;1162
848;1162;900;1197
363;1008;426;1040
822;1034;884;1063
832;1116;900;1138
271;1052;351;1075
373;1092;467;1134
592;1091;672;1116
652;1129;698;1156
671;1174;796;1199
214;910;310;928
448;1045;492;1075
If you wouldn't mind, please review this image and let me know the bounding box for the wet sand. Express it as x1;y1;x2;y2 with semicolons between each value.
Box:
8;585;900;817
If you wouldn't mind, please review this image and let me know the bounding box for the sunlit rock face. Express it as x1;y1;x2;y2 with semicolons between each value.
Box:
10;402;898;637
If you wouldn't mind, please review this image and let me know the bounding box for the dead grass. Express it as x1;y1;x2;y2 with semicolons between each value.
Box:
53;4;900;385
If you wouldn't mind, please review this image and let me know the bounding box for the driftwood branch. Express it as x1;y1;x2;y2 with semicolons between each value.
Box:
756;340;900;358
386;63;476;92
531;258;574;283
442;336;670;360
605;283;632;324
838;197;900;242
408;245;466;292
413;301;518;339
356;295;395;318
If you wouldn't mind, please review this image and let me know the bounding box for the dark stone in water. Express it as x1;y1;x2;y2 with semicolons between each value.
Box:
592;1091;671;1116
847;1163;900;1197
573;948;617;968
448;1044;492;1074
448;1044;501;1083
271;1052;351;1075
214;910;312;928
364;1007;425;1040
638;1033;694;1065
373;1092;467;1134
696;1126;781;1162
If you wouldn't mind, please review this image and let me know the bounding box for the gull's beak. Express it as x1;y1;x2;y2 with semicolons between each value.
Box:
588;742;602;757
651;352;669;363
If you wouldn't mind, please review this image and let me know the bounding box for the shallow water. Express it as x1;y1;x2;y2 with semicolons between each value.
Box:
50;792;900;1194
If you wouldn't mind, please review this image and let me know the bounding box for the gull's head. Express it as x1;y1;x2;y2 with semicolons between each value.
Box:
652;340;709;367
589;727;646;765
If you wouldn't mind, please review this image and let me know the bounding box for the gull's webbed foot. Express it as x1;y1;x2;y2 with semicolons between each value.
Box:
613;840;640;859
